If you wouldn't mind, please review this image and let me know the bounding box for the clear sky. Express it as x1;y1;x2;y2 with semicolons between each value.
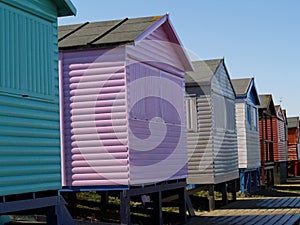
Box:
59;0;300;117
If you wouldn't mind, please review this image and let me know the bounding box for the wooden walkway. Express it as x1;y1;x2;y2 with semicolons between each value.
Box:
186;197;300;225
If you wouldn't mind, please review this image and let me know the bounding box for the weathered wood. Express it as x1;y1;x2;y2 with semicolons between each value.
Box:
178;187;187;223
120;191;130;225
208;185;215;211
185;189;195;217
185;197;300;225
221;182;228;205
152;191;163;225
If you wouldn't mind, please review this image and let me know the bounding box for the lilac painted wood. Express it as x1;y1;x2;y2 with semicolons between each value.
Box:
60;16;189;187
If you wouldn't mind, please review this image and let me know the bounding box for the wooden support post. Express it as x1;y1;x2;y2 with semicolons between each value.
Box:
253;169;258;192
271;168;274;186
248;172;252;193
221;182;228;206
185;189;195;217
120;190;130;225
178;187;187;223
66;192;77;218
152;191;163;225
261;167;266;188
240;170;245;194
208;185;215;211
232;180;237;201
99;191;108;211
46;206;61;225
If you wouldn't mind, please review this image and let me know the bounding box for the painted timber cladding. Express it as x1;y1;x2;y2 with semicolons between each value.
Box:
126;25;187;184
186;60;239;185
60;16;190;187
60;48;129;186
0;0;74;196
235;102;260;169
273;118;288;162
211;65;238;183
187;94;214;184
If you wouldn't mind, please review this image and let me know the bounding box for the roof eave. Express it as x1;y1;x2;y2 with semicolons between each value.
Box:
54;0;76;17
247;78;261;105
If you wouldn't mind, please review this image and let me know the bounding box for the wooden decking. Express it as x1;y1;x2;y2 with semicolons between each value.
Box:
186;197;300;225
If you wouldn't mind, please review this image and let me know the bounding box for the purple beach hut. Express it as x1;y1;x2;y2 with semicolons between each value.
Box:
59;14;193;224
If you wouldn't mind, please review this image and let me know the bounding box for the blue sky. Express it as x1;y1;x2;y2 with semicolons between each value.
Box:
59;0;300;117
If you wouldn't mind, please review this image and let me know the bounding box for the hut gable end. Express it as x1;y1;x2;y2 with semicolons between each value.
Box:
211;61;235;99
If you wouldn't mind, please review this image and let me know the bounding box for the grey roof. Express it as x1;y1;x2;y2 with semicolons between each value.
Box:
185;59;223;84
258;94;272;109
231;78;252;96
287;117;299;129
58;15;163;48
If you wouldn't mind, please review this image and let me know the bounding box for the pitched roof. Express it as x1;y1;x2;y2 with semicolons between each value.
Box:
258;94;272;109
287;117;299;129
185;59;223;84
231;78;252;96
58;14;193;71
59;15;163;48
258;94;277;116
54;0;76;16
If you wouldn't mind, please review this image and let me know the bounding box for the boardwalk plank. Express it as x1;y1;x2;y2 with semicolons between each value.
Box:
189;196;300;225
284;214;300;225
273;214;293;225
281;197;297;208
273;198;289;208
245;215;268;225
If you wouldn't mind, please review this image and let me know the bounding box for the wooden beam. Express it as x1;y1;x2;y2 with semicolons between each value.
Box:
152;191;163;225
208;185;215;211
120;191;130;225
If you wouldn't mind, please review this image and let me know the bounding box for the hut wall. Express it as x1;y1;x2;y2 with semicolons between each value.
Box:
288;128;299;160
60;47;130;187
211;65;238;183
126;24;187;185
0;1;62;196
186;92;214;184
236;102;260;169
273;118;288;162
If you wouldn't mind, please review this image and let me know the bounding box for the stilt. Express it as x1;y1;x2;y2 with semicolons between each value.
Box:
185;189;195;217
248;172;252;193
99;191;108;211
152;191;163;225
120;190;130;225
221;182;228;206
208;185;215;211
240;170;245;194
46;206;61;225
231;180;237;201
178;187;187;223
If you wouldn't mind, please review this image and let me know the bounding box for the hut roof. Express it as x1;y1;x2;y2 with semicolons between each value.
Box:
185;59;223;85
59;16;163;48
58;14;193;71
287;117;299;129
232;78;260;105
231;78;252;96
54;0;76;16
258;94;276;115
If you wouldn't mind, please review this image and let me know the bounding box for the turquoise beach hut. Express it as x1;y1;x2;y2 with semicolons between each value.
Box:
0;0;75;222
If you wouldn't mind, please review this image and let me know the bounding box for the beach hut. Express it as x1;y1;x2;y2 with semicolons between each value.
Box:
273;105;288;184
0;0;75;223
59;14;193;224
231;78;261;194
185;59;239;210
287;117;300;176
258;94;276;187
